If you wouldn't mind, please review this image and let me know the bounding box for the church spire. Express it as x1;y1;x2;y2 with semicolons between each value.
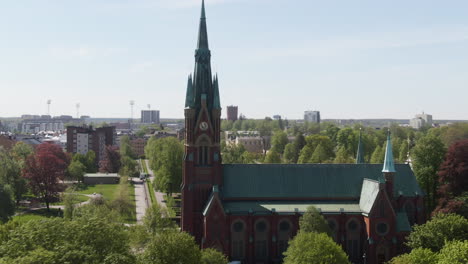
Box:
356;128;365;164
382;130;396;173
197;0;209;50
185;74;194;108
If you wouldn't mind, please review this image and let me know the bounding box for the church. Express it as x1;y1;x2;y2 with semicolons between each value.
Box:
181;2;425;263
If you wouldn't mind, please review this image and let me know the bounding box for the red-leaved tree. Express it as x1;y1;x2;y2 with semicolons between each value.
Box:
99;146;121;173
434;139;468;217
23;143;70;211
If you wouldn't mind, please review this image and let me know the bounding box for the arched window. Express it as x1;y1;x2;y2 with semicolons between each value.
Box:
346;218;361;263
404;201;415;226
327;218;338;242
278;219;293;258
197;136;210;166
231;220;246;260
254;219;269;261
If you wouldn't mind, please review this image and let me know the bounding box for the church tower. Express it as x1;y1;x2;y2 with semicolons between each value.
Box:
182;0;222;243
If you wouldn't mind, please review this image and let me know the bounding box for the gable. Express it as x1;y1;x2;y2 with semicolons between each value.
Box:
222;164;422;199
359;179;380;214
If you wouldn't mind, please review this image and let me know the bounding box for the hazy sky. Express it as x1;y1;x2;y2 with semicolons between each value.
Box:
1;0;468;120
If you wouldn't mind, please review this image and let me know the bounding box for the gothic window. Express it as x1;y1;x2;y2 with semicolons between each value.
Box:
346;219;361;263
197;137;210;166
255;219;269;261
231;220;245;260
278;219;293;258
404;201;415;226
327;218;338;242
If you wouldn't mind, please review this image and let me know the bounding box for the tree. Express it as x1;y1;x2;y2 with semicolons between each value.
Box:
271;130;289;154
201;248;228;264
437;240;468;264
370;145;384;163
406;213;468;252
310;143;330;163
23;143;70;211
85;150;97;172
297;145;314;164
10;141;34;167
120;135;135;159
99;146;121;173
283;143;296;163
412;134;446;213
264;150;281;163
146;137;184;195
138;231;201;264
0;185;15;223
0;215;135;263
388;248;437;264
0;148;26;203
299;206;332;236
68;160;86;182
333;146;354;163
434;139;468;216
283;232;350;264
143;203;176;234
222;143;248;164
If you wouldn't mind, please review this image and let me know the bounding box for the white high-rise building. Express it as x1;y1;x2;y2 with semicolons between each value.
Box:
410;112;433;129
304;111;321;123
141;110;160;124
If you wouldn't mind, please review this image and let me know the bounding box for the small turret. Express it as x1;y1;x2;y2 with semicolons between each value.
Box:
382;130;396;173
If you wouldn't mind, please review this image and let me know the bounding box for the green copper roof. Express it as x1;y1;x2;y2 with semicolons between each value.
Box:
222;164;422;199
356;129;365;164
197;0;209;50
213;75;221;109
396;212;412;232
223;201;361;215
185;74;194;108
383;131;396;173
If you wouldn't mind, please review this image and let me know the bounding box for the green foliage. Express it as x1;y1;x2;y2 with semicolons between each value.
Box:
68;160;86;182
388;248;438;264
0;148;26;203
0;214;135;264
201;248;228;264
298;135;334;163
145;137;183;195
310;143;331;163
406;213;468;252
299;206;332;236
137;230;201;264
412;134;446;213
437;240;468;264
143;203;176;234
283;232;350;264
72;151;97;173
370;145;384;163
264;150;281;163
333;146;354;163
10;142;33;167
120;156;139;177
0;185;15;223
283;143;296;163
221;143;253;164
120;135;135;159
271;130;289;154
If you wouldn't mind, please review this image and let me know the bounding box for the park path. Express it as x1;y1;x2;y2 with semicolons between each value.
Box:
133;177;149;223
145;160;167;209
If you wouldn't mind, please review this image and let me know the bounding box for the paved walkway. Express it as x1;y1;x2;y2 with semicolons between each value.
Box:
133;177;149;223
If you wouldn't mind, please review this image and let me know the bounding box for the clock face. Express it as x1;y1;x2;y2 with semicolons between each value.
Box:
199;121;209;131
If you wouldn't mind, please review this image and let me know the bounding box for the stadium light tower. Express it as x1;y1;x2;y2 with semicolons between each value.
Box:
47;99;52;116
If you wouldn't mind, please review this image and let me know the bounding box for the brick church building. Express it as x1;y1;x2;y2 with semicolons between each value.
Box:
181;2;425;263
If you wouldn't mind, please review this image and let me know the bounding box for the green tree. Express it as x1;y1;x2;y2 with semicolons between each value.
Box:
264;150;281;163
120;135;135;158
283;232;350;264
297;145;314;164
370;145;384;163
0;149;26;203
68;160;86;182
299;206;332;236
388;248;438;264
10;141;34;167
271;130;289;154
406;213;468;252
437;240;468;264
221;143;248;164
138;231;201;264
310;143;330;163
143;203;176;234
85;150;97;172
412;134;446;213
201;248;228;264
283;143;296;163
333;146;354;163
0;185;15;223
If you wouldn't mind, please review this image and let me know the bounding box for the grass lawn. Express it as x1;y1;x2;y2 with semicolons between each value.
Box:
75;184;120;200
12;208;62;223
124;182;137;224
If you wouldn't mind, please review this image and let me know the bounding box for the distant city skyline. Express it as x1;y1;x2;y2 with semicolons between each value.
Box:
2;0;468;120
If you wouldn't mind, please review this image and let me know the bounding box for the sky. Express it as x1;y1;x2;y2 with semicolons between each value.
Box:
1;0;468;120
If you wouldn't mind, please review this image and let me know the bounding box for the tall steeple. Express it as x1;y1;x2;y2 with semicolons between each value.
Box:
356;128;365;164
197;0;209;50
382;130;396;173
